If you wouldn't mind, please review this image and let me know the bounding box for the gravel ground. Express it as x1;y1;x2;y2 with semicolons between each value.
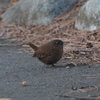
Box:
0;39;100;100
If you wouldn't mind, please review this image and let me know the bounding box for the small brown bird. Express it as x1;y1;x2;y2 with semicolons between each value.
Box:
28;39;63;67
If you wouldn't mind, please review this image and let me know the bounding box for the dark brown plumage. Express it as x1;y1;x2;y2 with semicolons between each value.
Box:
28;39;63;66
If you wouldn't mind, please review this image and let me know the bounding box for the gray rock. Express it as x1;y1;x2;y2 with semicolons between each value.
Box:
2;0;75;25
75;0;100;31
0;0;10;8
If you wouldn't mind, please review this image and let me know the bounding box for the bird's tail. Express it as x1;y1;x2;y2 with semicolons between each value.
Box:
28;42;38;51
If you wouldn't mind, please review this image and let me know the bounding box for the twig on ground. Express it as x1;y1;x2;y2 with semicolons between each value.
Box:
0;28;6;37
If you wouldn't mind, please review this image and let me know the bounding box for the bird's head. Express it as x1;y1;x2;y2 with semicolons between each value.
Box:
51;39;63;48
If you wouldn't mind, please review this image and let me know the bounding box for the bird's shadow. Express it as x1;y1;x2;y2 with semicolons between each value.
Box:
46;63;76;68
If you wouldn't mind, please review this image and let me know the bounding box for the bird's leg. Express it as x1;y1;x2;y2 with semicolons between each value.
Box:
45;65;52;68
51;64;55;67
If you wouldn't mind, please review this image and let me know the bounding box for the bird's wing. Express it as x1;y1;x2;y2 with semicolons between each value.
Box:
34;47;54;59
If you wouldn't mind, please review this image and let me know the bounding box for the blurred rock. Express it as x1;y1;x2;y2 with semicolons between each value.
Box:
75;0;100;31
1;0;75;25
0;0;10;8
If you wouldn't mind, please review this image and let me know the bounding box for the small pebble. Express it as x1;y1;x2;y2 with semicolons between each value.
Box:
22;81;27;86
66;66;70;69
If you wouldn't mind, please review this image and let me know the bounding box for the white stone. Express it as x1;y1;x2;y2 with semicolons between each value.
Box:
75;0;100;31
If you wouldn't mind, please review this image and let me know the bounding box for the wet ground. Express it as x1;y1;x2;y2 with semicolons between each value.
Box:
0;39;100;100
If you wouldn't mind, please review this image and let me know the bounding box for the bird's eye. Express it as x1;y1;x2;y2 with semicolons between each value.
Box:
54;41;59;45
55;41;59;44
53;40;63;46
